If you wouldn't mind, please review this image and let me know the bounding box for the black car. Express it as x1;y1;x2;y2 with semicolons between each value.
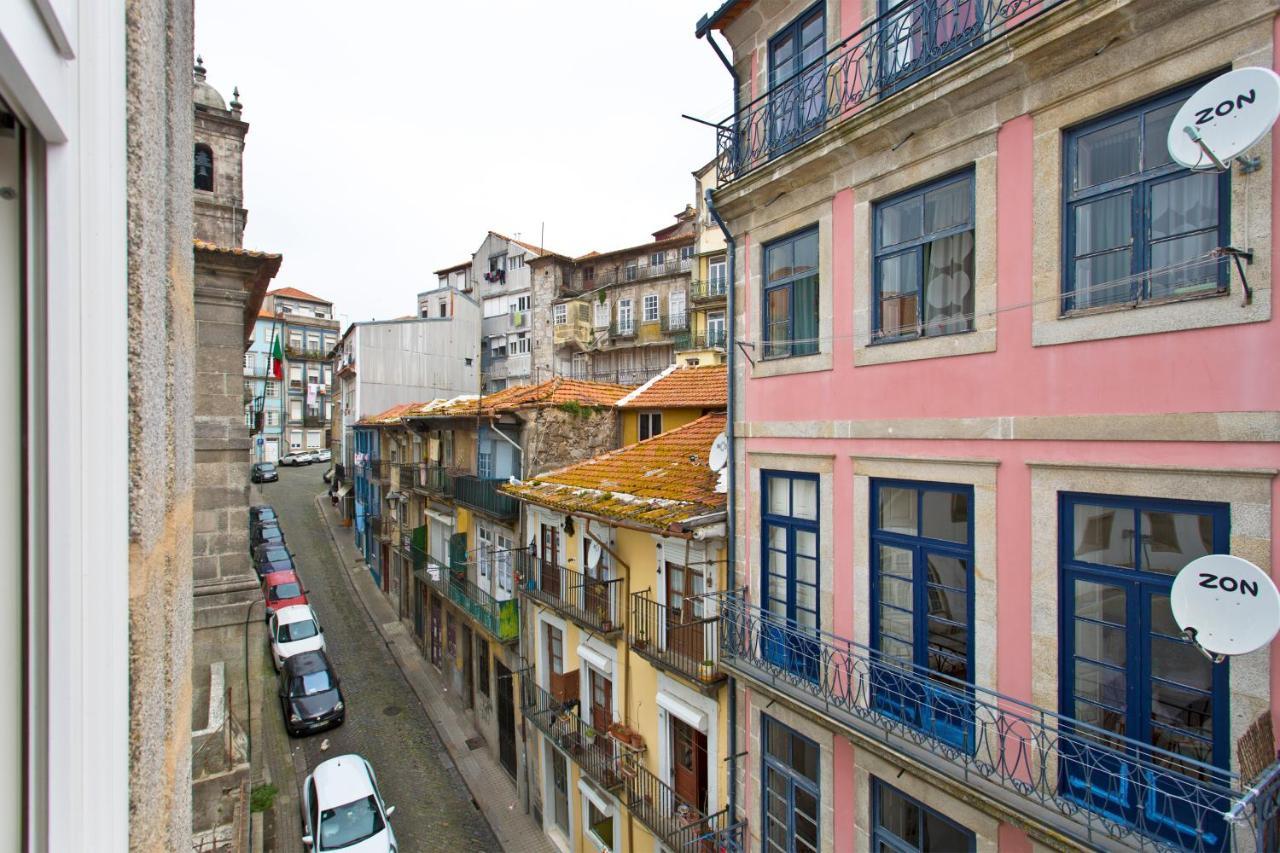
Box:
250;523;286;551
251;462;278;483
252;543;295;578
250;505;276;525
278;650;344;736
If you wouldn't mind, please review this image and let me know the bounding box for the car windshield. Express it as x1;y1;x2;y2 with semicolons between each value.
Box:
319;796;384;849
271;582;302;600
260;464;276;472
260;528;283;540
260;547;289;562
291;670;334;696
278;619;318;643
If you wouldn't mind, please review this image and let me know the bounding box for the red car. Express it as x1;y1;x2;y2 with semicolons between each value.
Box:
262;569;308;617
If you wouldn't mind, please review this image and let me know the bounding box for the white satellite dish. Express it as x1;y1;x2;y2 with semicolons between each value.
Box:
1171;554;1280;658
708;432;728;472
1167;67;1280;170
587;540;603;569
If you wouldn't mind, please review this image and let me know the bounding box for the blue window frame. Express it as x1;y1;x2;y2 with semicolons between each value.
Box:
768;3;826;156
872;777;975;852
761;471;820;679
1062;81;1230;312
763;228;819;359
870;479;974;749
761;716;820;853
1059;492;1231;850
873;170;975;341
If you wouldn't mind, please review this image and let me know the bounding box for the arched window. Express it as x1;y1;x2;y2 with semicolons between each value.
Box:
194;143;214;191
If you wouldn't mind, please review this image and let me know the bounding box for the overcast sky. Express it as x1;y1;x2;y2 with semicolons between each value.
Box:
196;2;730;323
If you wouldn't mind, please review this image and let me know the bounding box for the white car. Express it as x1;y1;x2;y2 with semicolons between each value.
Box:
316;449;332;462
303;754;397;852
269;604;326;670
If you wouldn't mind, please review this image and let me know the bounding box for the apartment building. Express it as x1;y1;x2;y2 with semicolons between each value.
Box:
246;287;339;461
350;379;630;797
695;0;1280;850
679;161;729;366
503;411;733;853
418;260;471;319
472;232;552;392
549;208;697;385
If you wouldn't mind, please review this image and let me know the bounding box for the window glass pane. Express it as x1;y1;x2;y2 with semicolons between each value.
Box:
767;478;790;516
795;581;817;613
1075;619;1126;667
1151;172;1217;239
926;554;967;593
880;572;914;612
795;529;817;560
767;241;795;282
792;275;819;355
1072;504;1134;567
924;812;971;852
794;788;819;850
1073;579;1127;626
766;287;791;356
1074;660;1127;714
877;486;917;534
878;544;913;581
880;636;913;663
792;478;817;520
765;720;788;761
921;490;968;543
792;733;820;782
1073;251;1133;308
921;233;974;336
924;178;971;232
879;604;912;642
1074;193;1132;256
877;784;919;844
878;252;919;336
1143;101;1182;171
1076;117;1139;189
880;195;923;247
1140;510;1214;575
1149;231;1219;299
794;232;819;277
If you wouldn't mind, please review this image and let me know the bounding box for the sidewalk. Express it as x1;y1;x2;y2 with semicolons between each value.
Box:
314;495;553;853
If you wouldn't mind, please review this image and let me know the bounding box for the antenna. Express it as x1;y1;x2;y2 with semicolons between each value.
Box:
1171;554;1280;662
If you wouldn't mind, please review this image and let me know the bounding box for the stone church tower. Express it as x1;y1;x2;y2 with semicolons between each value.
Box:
192;56;248;248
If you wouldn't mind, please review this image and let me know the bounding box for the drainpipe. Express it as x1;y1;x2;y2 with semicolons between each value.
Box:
705;186;739;823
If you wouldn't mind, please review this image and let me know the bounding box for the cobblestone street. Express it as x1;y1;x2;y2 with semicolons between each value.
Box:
255;464;499;852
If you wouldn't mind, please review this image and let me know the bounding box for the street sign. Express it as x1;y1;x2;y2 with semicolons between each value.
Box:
1167;67;1280;170
256;437;264;446
1171;554;1280;657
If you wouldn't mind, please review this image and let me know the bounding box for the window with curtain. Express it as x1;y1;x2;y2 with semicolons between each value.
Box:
872;778;974;852
761;715;820;853
1063;83;1228;311
873;171;975;341
763;228;819;358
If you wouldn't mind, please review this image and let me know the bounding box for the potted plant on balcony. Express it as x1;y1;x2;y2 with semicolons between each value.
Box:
583;725;597;747
633;627;648;651
628;729;645;751
596;607;611;632
700;660;717;682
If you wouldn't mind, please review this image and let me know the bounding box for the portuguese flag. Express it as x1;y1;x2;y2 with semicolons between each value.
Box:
270;332;283;379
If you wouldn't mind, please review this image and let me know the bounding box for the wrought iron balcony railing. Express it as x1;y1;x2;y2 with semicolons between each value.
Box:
689;279;728;302
451;474;520;521
356;459;391;481
609;319;636;339
399;463;450;496
618;754;735;851
584;257;692;289
715;0;1064;183
520;675;625;791
660;312;689;333
716;591;1280;852
285;345;330;361
676;329;728;352
523;559;623;636
629;591;723;688
409;543;519;643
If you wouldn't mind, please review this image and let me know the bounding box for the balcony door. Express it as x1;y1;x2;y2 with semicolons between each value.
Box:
878;0;983;94
760;472;820;680
666;561;706;662
768;3;826;156
671;716;708;815
588;667;612;733
1059;494;1230;850
540;522;560;598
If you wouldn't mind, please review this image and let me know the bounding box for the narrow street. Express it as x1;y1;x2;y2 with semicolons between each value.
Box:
254;464;500;852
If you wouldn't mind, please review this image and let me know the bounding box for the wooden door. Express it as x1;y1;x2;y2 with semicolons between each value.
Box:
671;717;708;813
462;625;474;708
495;660;517;778
666;561;705;662
589;669;612;732
429;595;442;667
540;523;560;598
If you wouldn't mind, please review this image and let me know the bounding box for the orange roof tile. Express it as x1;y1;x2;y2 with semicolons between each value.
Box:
409;378;629;419
617;364;727;410
356;402;425;426
268;286;330;304
500;413;727;531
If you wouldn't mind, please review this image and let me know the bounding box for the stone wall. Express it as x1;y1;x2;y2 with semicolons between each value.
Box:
125;0;196;849
521;406;619;477
528;259;560;383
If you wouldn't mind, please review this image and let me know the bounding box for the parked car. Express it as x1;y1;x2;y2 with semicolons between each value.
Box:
269;604;325;670
251;462;279;483
278;650;345;736
250;522;286;551
250;505;277;525
252;543;295;578
315;449;332;462
302;754;396;852
279;452;313;466
262;569;308;618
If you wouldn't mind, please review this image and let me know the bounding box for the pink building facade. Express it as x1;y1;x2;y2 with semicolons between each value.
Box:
698;0;1280;850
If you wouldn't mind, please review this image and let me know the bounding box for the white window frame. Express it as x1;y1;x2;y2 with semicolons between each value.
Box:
650;251;665;267
709;257;727;289
617;299;633;332
579;780;616;853
477;525;493;589
642;293;659;323
669;290;686;321
265;410;281;428
553;304;567;325
593;300;609;328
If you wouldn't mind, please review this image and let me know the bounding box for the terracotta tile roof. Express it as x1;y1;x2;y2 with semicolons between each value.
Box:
501;413;727;531
617;364;727;410
409;378;629;419
356;402;425;426
572;233;692;264
268;286;330;304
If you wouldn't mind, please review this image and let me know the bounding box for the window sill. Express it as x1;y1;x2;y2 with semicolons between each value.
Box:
750;348;832;378
1058;287;1227;319
855;327;995;367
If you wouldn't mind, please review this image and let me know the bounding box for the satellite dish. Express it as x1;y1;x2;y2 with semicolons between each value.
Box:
1167;67;1280;170
708;432;728;473
587;540;603;569
1171;554;1280;657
